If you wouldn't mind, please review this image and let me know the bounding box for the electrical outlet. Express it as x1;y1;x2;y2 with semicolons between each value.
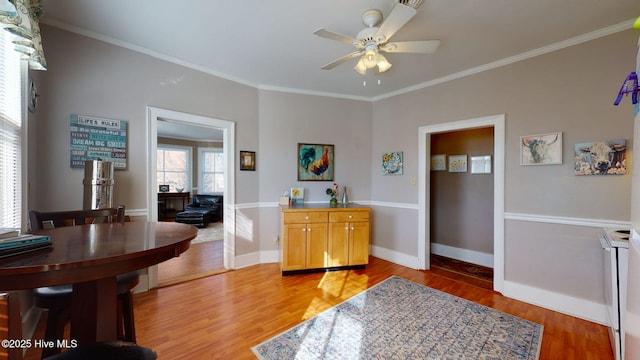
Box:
410;177;416;185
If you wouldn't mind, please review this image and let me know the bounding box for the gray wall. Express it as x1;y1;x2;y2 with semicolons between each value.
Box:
431;128;494;255
33;25;259;212
371;29;635;313
30;23;638;321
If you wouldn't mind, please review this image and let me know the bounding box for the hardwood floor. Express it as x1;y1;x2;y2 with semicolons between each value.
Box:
430;254;494;290
131;256;613;359
157;240;226;287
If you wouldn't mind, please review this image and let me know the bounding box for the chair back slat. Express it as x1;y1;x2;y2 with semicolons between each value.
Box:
29;205;125;231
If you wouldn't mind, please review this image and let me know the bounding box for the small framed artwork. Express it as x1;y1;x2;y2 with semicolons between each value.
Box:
574;139;627;175
520;132;562;165
470;155;492;174
240;151;256;171
382;151;403;175
290;187;304;204
298;143;334;181
159;184;169;192
431;154;446;171
448;155;468;173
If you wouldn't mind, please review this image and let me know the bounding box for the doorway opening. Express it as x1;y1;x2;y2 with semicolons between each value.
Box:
146;107;236;289
418;114;505;293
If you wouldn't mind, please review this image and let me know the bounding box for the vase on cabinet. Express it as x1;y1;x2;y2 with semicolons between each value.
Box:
329;197;338;207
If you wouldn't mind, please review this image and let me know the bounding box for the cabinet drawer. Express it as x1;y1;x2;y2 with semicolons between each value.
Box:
283;211;328;224
329;211;370;222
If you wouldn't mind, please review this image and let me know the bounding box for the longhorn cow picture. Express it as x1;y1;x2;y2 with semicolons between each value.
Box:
520;132;563;165
574;139;626;175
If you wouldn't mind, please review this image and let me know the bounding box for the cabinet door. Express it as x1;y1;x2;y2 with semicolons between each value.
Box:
282;224;307;270
349;221;370;265
306;223;328;269
328;222;349;267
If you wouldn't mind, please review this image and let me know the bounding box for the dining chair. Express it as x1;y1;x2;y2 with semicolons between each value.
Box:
0;292;24;360
28;206;139;359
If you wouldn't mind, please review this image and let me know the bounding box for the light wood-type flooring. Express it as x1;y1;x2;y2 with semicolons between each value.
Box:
22;254;613;359
131;256;613;359
157;240;226;287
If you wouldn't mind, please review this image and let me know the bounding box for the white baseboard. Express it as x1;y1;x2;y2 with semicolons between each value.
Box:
503;280;608;326
430;243;494;268
234;250;279;269
238;247;607;326
367;246;606;326
370;245;421;269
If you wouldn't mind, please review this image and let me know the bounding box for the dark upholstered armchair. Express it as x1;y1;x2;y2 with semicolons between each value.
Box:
175;194;223;227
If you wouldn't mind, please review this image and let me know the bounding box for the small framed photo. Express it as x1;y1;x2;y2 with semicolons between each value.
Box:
520;132;562;165
448;155;468;173
470;155;492;174
382;151;403;175
431;154;446;171
159;184;169;192
240;151;256;171
290;187;304;204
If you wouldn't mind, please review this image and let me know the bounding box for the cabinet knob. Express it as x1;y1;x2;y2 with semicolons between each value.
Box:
308;228;311;232
349;215;353;219
302;228;306;232
351;227;355;231
305;216;309;220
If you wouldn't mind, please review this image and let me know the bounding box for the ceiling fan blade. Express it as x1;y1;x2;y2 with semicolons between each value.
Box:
320;51;363;70
374;3;416;43
314;29;357;46
381;40;440;54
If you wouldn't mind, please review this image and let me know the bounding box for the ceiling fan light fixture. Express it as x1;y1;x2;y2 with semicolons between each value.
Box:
377;54;392;73
354;57;367;75
363;49;378;68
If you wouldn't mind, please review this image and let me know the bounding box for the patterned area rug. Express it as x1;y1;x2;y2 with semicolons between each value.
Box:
191;222;223;244
252;276;543;360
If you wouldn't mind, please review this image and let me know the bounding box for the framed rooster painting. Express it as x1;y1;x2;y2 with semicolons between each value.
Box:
298;143;334;181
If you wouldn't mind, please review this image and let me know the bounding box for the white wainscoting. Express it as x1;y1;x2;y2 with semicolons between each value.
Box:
430;243;494;268
504;280;608;326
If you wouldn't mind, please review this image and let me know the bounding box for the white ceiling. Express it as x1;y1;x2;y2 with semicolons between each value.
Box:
42;0;640;102
156;119;223;142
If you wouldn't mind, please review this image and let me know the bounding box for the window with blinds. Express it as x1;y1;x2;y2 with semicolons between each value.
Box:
0;30;23;229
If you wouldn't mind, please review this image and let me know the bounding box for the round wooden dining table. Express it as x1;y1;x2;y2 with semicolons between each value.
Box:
0;221;197;346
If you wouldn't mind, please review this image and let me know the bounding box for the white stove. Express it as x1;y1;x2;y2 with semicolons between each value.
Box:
600;227;631;360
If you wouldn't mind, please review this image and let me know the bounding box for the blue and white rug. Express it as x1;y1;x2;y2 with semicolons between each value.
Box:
252;276;543;359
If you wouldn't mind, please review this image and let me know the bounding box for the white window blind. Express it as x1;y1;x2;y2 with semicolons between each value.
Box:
0;30;23;229
157;145;191;192
198;147;224;193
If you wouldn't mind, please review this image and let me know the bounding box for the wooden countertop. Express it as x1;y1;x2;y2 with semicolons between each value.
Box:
280;203;370;211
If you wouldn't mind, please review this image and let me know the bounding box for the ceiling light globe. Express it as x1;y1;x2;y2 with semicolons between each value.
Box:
363;49;378;69
354;57;367;75
377;54;392;73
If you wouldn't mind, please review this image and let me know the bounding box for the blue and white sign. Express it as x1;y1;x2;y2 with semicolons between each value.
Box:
70;114;127;169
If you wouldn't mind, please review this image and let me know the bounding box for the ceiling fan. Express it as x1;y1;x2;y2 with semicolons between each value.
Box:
314;2;440;75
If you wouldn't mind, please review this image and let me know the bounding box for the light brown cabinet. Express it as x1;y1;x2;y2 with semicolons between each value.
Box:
280;205;370;273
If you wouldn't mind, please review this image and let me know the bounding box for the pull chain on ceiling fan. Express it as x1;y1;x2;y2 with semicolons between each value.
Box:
313;2;440;75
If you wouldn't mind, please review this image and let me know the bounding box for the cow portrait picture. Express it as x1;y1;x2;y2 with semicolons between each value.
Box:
574;139;626;175
520;132;563;165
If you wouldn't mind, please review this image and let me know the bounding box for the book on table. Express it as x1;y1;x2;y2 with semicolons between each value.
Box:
0;234;52;259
